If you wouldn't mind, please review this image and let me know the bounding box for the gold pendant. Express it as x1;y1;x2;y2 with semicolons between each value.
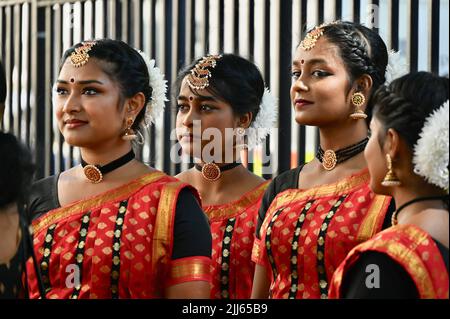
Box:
83;165;103;183
201;162;221;181
322;150;337;171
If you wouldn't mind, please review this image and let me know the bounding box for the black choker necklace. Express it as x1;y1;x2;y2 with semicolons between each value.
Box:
81;149;135;184
316;137;369;171
391;195;449;226
194;162;241;182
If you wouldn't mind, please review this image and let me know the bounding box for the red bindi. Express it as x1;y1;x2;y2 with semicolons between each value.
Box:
301;59;305;64
70;78;75;83
189;96;194;101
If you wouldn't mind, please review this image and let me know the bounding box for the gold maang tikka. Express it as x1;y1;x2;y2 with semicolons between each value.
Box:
186;55;222;90
299;21;340;51
70;41;97;68
300;27;324;51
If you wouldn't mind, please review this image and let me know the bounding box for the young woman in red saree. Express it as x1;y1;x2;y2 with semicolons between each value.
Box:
26;39;212;299
251;21;395;299
329;72;449;299
174;54;276;299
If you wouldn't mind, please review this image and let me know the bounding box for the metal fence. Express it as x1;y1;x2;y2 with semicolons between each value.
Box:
0;0;448;179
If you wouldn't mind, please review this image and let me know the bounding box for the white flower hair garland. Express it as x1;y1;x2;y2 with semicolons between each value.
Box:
246;88;278;150
413;100;449;193
136;49;168;125
385;50;409;85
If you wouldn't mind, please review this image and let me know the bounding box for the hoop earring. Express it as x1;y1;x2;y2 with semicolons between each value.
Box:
122;117;137;141
236;127;246;137
350;92;367;120
381;154;401;187
235;127;248;150
135;130;145;145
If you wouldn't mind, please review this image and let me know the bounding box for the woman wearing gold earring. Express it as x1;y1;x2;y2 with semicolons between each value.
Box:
174;54;277;299
251;21;406;299
26;39;213;299
330;72;449;299
350;92;368;120
381;154;401;187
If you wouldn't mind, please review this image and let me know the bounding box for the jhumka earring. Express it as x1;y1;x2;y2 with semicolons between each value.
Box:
122;118;137;141
236;127;248;150
236;127;246;137
350;92;367;120
381;154;401;187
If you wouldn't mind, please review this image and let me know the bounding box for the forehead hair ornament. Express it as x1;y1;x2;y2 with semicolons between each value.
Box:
187;55;222;90
70;41;97;67
299;21;340;51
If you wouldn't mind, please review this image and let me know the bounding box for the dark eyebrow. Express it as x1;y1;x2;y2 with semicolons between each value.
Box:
292;58;328;67
178;95;218;102
56;79;104;85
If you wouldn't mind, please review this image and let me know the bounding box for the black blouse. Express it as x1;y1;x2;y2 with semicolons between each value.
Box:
256;166;396;239
341;239;449;298
28;175;211;260
0;219;32;299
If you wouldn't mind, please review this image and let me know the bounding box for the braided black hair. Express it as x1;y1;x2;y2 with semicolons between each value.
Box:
317;21;388;123
60;39;153;131
0;132;35;210
372;71;449;150
173;54;265;123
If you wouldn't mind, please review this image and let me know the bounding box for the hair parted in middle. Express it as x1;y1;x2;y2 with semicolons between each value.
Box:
59;39;153;132
173;53;266;125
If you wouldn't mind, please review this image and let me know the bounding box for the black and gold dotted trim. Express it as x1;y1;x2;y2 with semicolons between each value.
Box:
288;200;315;299
219;217;237;299
111;200;128;298
317;195;346;299
265;208;284;280
70;212;91;299
40;223;57;294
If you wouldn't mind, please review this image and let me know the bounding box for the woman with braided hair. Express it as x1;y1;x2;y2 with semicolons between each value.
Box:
251;21;396;299
329;72;449;299
26;39;212;299
174;54;277;299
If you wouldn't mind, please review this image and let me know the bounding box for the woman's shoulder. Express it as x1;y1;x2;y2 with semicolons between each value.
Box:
28;175;60;221
141;170;199;200
268;165;303;195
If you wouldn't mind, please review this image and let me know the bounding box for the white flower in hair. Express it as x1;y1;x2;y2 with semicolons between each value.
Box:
136;49;168;125
413;101;449;193
385;50;409;85
246;88;278;150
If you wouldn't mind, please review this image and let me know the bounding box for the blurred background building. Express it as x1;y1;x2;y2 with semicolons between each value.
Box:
0;0;448;179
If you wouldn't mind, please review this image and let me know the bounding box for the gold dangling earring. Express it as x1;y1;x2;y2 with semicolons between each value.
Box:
350;92;368;120
381;154;401;187
122;117;137;140
236;127;248;150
